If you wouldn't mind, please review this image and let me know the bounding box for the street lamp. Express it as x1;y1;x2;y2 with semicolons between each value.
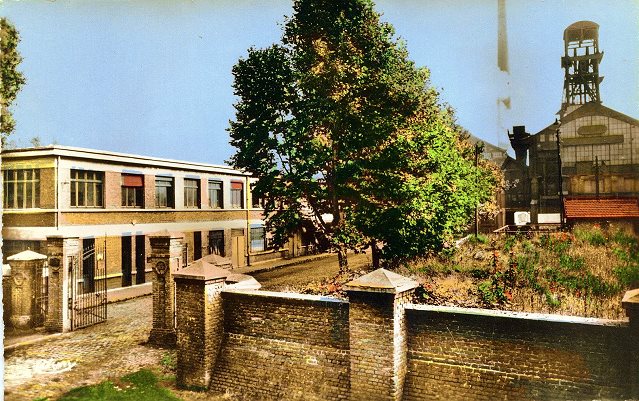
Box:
554;118;564;227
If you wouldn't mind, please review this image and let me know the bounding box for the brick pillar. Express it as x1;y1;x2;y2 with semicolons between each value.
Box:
622;289;639;398
46;236;80;332
345;268;418;401
7;250;47;329
174;260;229;388
148;232;184;346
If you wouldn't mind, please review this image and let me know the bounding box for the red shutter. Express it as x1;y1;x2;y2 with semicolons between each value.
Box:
122;174;144;187
231;181;243;190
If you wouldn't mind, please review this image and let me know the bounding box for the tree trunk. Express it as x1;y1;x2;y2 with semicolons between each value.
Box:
371;241;380;269
337;247;348;273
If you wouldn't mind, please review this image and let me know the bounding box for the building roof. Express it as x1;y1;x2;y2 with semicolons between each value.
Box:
2;145;250;176
562;102;639;127
564;197;639;220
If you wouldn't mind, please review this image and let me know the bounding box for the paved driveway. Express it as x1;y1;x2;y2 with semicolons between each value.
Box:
4;296;166;401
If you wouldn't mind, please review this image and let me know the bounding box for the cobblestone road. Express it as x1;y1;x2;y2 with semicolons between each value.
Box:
4;295;167;401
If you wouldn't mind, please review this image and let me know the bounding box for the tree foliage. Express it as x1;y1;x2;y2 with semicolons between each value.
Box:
228;0;499;267
1;18;26;146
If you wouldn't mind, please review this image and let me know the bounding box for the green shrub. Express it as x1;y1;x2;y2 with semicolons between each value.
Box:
574;225;607;246
503;235;517;252
469;234;489;245
614;264;639;288
559;254;585;271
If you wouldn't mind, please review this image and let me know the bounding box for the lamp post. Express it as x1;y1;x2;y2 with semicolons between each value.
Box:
475;142;481;237
554;119;564;228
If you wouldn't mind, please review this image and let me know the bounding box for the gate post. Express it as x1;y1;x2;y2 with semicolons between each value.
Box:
174;261;229;388
6;250;47;329
148;232;184;346
46;236;80;333
345;269;418;401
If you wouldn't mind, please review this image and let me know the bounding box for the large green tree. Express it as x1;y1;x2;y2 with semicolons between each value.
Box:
229;0;498;268
1;18;26;147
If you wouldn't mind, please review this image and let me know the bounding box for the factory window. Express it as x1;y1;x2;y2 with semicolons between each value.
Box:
71;170;103;207
121;174;144;207
208;180;223;209
250;226;269;252
155;176;174;208
230;181;244;209
184;178;200;208
3;169;40;209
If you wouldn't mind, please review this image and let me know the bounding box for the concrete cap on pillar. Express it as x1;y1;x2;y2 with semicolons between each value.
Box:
7;250;48;261
173;258;230;281
344;268;418;294
225;273;261;290
622;289;639;314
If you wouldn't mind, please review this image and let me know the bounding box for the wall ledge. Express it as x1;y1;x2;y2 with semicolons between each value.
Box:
406;304;628;327
222;289;345;304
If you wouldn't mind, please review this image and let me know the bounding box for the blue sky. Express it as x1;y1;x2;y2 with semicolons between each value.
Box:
3;0;638;164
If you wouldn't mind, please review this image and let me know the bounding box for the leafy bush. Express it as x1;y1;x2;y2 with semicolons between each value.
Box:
469;234;489;245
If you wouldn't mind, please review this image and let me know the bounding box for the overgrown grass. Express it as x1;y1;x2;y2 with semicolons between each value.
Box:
57;369;181;401
403;223;638;319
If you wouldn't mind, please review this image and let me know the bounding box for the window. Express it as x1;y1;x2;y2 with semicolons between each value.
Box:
3;169;40;209
121;174;144;207
230;181;244;209
155;176;174;208
251;187;262;208
208;180;223;209
71;170;103;207
208;230;225;256
184;178;200;208
250;226;267;252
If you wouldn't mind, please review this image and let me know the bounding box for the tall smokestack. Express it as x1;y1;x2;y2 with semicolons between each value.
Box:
498;0;509;72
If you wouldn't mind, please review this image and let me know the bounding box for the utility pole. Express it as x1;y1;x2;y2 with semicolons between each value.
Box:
555;119;564;228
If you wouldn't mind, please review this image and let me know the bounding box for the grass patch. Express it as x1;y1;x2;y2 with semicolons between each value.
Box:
58;369;181;401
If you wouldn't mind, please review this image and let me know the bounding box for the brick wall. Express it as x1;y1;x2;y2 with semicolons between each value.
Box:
210;290;350;400
403;305;634;400
144;174;155;208
176;279;636;400
105;171;120;208
176;278;225;388
39;167;56;208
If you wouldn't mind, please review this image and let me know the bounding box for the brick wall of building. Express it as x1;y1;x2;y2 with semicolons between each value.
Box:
402;305;634;401
39;167;56;209
59;210;248;225
209;290;350;400
105;171;120;208
144;174;155;209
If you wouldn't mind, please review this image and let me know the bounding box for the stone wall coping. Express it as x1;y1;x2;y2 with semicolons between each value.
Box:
7;250;48;261
222;289;346;304
622;289;639;312
407;304;628;327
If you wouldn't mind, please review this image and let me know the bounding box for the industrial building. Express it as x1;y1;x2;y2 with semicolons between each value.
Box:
506;21;639;226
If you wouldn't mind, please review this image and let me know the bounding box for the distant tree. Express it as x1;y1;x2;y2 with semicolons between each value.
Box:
30;136;42;147
229;0;498;269
0;18;26;148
